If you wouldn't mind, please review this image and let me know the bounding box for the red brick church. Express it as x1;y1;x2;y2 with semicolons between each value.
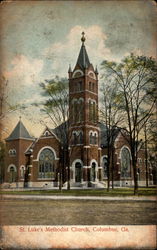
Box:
3;33;153;188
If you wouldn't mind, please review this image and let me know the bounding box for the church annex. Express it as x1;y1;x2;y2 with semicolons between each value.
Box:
4;33;153;188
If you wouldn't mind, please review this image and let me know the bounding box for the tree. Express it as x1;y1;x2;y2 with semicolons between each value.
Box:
0;141;6;183
0;76;23;140
0;76;22;184
101;54;157;194
100;81;124;190
40;76;70;189
143;114;157;186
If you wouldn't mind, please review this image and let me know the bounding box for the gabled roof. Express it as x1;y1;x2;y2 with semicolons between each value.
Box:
25;126;61;155
99;122;122;147
52;121;68;146
6;120;34;141
76;44;91;69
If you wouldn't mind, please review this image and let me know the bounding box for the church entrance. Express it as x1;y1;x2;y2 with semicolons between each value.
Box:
9;166;16;183
75;162;82;182
91;162;96;181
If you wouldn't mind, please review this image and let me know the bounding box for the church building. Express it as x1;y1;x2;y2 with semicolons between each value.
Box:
3;33;153;188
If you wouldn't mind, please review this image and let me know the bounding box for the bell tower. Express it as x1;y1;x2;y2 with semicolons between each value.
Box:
68;32;102;187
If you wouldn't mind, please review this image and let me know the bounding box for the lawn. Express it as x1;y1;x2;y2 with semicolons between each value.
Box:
0;187;156;196
0;199;156;225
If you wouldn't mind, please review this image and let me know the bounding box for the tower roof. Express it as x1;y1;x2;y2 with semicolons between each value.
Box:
6;120;33;141
76;32;91;69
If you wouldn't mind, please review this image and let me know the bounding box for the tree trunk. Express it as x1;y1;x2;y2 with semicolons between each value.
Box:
111;147;114;189
67;149;70;190
144;126;149;187
132;158;138;195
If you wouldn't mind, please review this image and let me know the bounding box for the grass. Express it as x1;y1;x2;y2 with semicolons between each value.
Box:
1;199;157;225
0;187;156;196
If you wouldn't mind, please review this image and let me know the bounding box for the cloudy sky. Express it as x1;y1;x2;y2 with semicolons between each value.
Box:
1;0;156;138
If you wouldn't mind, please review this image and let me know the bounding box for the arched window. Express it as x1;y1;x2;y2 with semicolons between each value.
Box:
45;131;49;137
78;81;82;91
9;149;16;156
88;100;97;123
73;132;77;144
94;133;97;144
89;100;92;121
74;100;78;122
102;156;108;178
75;162;82;182
93;102;96;122
38;148;55;179
89;131;98;145
20;166;25;179
12;149;16;155
79;99;84;122
89;132;93;144
79;131;83;144
121;147;131;178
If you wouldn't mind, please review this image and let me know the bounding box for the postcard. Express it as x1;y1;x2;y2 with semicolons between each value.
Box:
0;0;156;249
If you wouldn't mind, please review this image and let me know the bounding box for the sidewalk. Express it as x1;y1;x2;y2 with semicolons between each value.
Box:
1;194;156;201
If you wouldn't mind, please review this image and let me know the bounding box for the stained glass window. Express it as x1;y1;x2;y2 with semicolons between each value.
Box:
121;147;131;178
38;148;55;179
102;156;108;177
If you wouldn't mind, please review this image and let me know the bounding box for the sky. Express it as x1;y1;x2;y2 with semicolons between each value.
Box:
1;0;156;138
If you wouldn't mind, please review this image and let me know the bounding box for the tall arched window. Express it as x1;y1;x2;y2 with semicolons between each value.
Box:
94;133;97;144
38;148;55;179
121;147;131;178
89;132;93;144
79;131;83;144
74;100;78;122
79;99;84;122
89;100;92;121
88;100;97;123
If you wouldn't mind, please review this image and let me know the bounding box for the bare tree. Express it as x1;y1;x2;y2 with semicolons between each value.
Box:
0;76;23;139
100;81;124;191
40;76;71;190
101;54;157;194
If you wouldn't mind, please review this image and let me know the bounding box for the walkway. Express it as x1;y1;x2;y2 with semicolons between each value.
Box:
1;194;156;201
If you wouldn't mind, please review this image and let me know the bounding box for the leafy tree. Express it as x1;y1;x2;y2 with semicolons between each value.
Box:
101;54;157;194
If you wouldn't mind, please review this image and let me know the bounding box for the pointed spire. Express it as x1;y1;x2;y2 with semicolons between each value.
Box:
76;32;90;69
6;120;33;141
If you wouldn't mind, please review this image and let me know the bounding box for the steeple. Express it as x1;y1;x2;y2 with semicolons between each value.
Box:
76;32;90;69
6;119;33;141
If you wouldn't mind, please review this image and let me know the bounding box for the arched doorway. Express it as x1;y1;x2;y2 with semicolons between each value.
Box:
91;162;96;181
75;162;82;182
9;166;16;183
